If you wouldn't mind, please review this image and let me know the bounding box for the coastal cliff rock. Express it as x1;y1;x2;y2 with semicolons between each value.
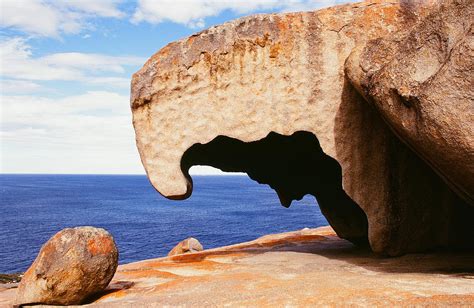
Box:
168;237;204;256
130;0;474;255
15;227;118;306
346;0;474;205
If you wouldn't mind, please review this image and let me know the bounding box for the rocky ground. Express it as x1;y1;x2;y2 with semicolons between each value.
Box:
1;226;473;307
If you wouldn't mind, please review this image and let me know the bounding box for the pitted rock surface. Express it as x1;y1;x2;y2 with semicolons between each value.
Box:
130;0;473;255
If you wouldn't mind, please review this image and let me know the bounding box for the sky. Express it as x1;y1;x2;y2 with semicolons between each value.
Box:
0;0;357;175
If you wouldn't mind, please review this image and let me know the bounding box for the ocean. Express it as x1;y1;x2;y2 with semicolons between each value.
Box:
0;174;327;273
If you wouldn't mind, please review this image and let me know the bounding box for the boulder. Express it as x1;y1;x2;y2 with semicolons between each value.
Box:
15;226;118;306
130;1;473;255
346;0;474;205
168;238;204;256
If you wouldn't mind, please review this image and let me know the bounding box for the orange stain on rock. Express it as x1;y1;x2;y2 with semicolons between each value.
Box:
269;42;281;58
120;269;180;280
3;226;474;306
87;236;115;256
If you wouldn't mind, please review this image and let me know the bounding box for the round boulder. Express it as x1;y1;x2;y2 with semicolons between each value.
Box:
15;226;118;306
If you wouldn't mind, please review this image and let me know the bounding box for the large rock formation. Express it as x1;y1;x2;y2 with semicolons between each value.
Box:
346;0;474;204
15;227;118;306
131;0;474;255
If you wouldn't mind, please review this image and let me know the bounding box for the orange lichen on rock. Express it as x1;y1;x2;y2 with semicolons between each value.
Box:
14;227;118;306
87;235;116;256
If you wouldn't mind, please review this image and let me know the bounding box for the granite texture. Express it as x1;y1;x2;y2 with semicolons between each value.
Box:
130;0;473;255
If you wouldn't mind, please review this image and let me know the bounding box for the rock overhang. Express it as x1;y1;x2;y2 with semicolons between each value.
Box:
130;0;413;198
130;0;474;255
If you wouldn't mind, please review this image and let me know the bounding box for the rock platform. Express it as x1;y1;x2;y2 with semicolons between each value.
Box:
2;226;472;307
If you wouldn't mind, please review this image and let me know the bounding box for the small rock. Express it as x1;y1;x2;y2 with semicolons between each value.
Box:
15;226;118;306
168;238;203;256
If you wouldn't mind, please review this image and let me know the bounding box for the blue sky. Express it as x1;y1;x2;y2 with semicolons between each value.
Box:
1;0;356;175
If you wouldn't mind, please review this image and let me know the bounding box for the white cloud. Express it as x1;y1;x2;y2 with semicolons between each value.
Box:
86;77;133;89
0;37;145;88
0;0;124;37
1;80;42;94
1;0;60;37
132;0;277;27
131;0;357;28
55;0;124;18
2;91;130;118
41;52;140;74
0;91;144;174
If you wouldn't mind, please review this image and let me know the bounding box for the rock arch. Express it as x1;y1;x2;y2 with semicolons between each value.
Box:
181;131;369;245
131;1;473;255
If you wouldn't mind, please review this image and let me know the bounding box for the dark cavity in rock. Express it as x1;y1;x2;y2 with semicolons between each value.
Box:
181;131;369;245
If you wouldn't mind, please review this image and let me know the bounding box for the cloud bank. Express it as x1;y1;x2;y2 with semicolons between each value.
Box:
1;91;143;173
1;0;124;37
0;37;145;90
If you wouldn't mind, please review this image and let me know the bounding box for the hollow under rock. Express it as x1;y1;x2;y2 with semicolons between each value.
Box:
181;131;369;245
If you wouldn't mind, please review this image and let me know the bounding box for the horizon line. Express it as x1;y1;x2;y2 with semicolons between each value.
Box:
0;172;247;176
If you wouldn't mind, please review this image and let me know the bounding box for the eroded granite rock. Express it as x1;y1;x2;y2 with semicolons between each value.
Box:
168;237;204;256
15;227;118;306
346;0;474;205
130;0;473;255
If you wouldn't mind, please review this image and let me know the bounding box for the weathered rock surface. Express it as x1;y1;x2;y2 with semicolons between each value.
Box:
346;0;474;205
2;226;473;306
15;227;118;306
168;237;203;256
131;0;474;255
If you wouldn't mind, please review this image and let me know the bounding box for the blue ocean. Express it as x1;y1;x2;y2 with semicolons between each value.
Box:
0;174;327;273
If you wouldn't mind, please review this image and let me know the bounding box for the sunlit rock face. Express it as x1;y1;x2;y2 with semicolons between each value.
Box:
131;0;473;256
15;227;118;306
346;0;474;205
